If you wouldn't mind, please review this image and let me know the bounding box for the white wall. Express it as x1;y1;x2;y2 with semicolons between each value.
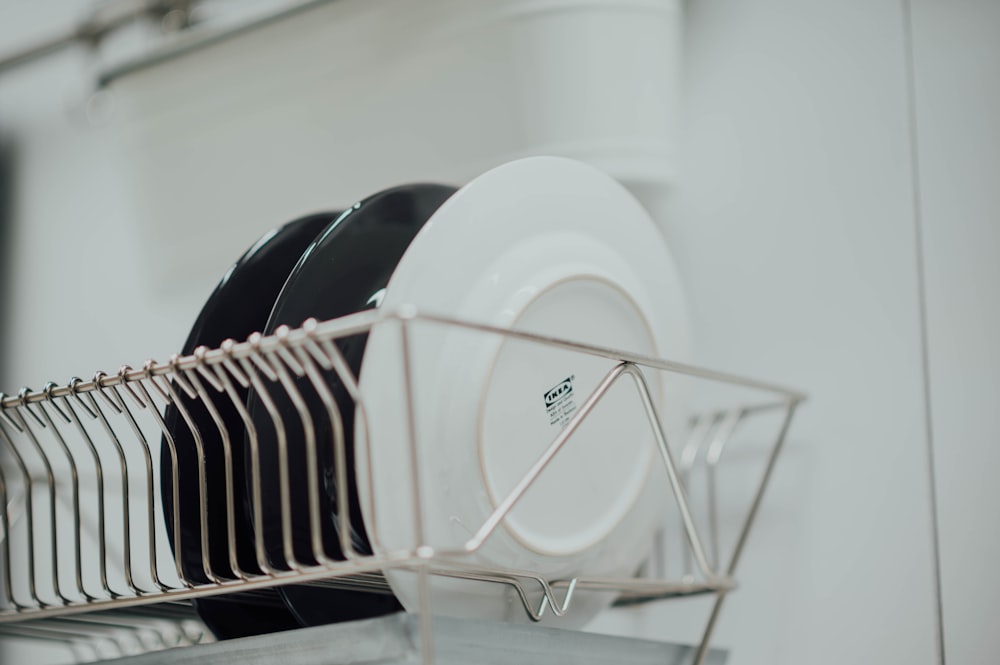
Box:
592;1;941;662
0;6;202;393
1;1;998;664
909;1;1000;662
600;2;999;663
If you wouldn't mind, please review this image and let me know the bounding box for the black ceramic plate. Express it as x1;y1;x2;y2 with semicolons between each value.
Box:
245;184;455;626
160;212;335;638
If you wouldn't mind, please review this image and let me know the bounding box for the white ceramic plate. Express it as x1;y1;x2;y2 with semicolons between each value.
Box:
356;157;690;627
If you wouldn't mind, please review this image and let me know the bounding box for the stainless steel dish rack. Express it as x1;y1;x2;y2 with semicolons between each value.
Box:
0;309;804;665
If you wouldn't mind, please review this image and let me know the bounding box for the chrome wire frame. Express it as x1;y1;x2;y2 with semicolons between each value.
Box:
0;308;803;665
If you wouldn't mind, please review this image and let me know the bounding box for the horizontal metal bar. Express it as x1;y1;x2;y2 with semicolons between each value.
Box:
0;554;415;624
98;0;341;86
0;309;383;407
0;309;805;409
0;0;344;80
408;311;806;400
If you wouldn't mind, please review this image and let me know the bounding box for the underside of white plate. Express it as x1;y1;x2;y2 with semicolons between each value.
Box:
357;156;691;627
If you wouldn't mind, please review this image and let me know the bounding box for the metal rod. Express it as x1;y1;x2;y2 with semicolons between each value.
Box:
268;351;329;566
0;622;109;659
417;562;435;665
0;0;172;74
406;312;806;400
399;321;427;553
678;413;718;578
85;391;138;595
11;408;72;605
61;389;113;599
98;0;342;87
315;336;376;557
461;363;631;554
238;355;301;571
35;399;90;601
129;379;186;586
0;466;18;608
704;408;744;570
693;400;800;665
159;373;222;584
184;368;248;580
293;345;352;561
106;383;170;592
211;362;274;575
624;366;718;582
0;553;416;623
0;309;803;409
415;557;580;622
0;417;41;607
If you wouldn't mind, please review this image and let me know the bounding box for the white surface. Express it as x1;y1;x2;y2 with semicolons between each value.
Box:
0;58;195;392
909;1;1000;662
108;0;682;289
359;157;689;627
590;1;942;663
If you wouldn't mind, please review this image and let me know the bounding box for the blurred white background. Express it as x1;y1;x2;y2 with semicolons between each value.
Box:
0;1;997;664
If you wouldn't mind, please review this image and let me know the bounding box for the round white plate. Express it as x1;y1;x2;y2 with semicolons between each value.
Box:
356;156;690;626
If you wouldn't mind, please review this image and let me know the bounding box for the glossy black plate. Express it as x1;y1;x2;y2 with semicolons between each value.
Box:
246;184;455;626
160;212;335;638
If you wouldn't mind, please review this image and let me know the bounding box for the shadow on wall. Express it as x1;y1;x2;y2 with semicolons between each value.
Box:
0;135;10;386
0;132;7;665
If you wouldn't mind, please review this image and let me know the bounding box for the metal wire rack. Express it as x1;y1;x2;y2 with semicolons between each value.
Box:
0;309;803;664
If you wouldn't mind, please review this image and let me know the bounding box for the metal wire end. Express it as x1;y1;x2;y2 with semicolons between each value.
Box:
0;392;24;431
91;372;122;414
317;338;361;393
219;340;249;388
42;382;72;424
246;333;278;382
142;360;172;404
17;387;47;428
116;366;146;410
273;325;305;377
291;346;319;380
192;347;224;392
67;378;98;419
300;319;334;371
167;355;198;400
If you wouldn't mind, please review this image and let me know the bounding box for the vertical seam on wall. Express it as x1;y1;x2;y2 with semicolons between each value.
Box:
901;1;946;663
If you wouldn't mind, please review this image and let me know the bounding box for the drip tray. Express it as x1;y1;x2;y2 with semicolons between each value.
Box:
100;613;727;665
